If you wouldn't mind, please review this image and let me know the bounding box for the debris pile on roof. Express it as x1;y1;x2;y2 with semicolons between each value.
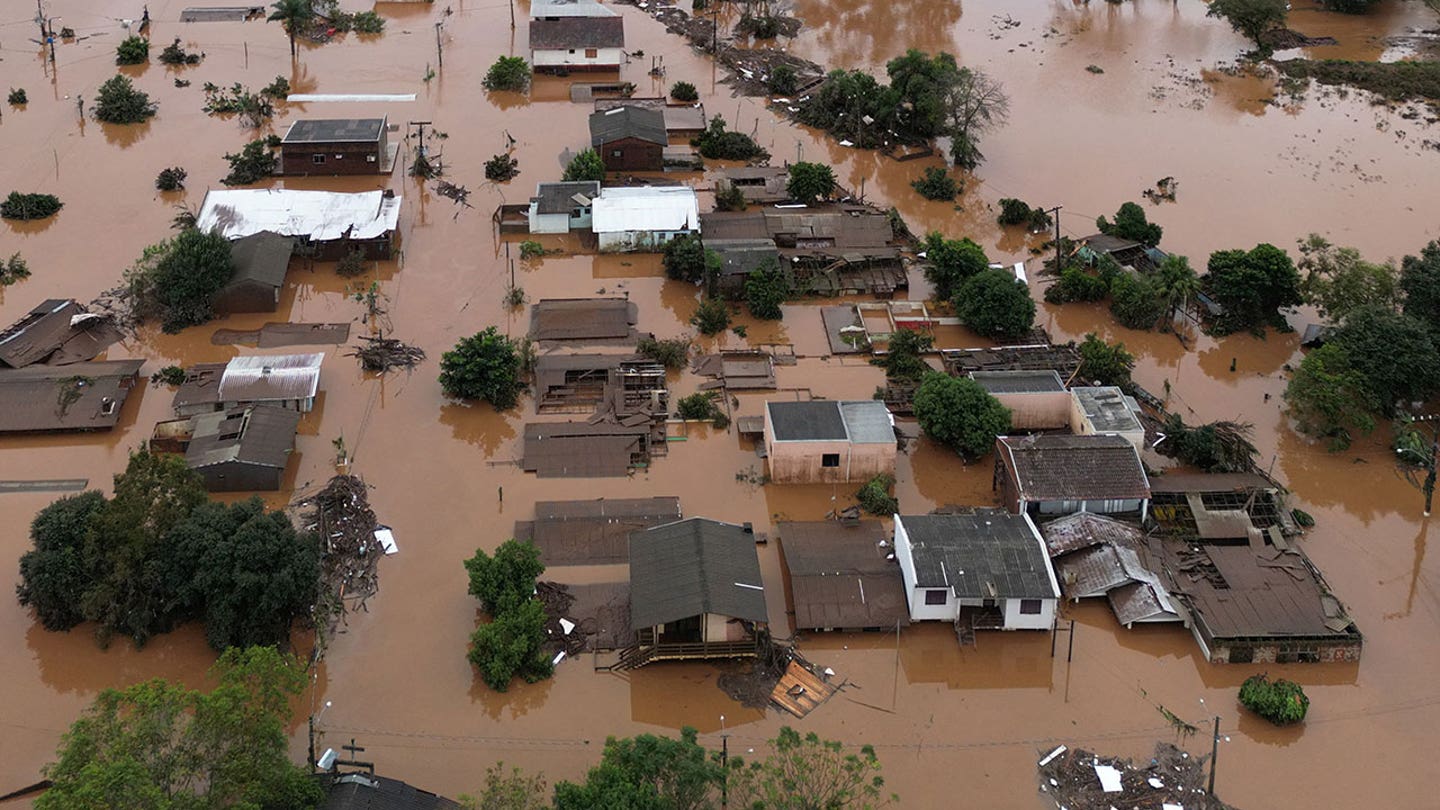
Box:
1037;742;1237;810
297;475;383;642
0;299;122;368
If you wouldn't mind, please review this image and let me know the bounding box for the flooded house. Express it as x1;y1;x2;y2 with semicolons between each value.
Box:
529;297;640;344
969;370;1071;430
594;97;707;138
0;359;143;433
1074;233;1165;274
994;434;1151;520
892;513;1060;639
171;353;323;416
529;0;624;73
521;420;656;478
779;521;907;632
279;117;392;176
320;772;463;810
195;189;402;260
159;405;302;492
1041;512;1181;627
214;231;294;315
1069;386;1146;451
526;181;600;234
699;204;906;295
0;298;121;368
763;400;896;484
709;238;782;297
941;343;1083;384
714;166;789;204
590;186;699;252
515;496;682;565
589;106;667;172
617;518;768;669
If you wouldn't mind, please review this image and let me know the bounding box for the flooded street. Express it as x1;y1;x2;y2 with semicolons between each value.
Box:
2;0;1438;807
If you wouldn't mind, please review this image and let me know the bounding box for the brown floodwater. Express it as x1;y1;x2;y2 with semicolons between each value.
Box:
2;0;1439;807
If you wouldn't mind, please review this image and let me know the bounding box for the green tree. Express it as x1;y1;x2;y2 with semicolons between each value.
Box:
0;192;62;220
563;148;606;183
37;646;321;810
872;327;934;382
1151;254;1201;327
855;474;898;516
1095;202;1162;247
785;162;836;205
692;116;769;161
126;229;236;333
1202;243;1302;333
484;56;531;92
663;233;712;284
670;81;699;102
1328;307;1440;414
744;260;791;320
1207;0;1288;47
1400;240;1440;333
913;373;1011;458
955;268;1035;340
691;297;731;335
1297;234;1399;322
1076;333;1135;388
1238;674;1309;725
1284;343;1379;450
468;598;552;692
730;726;894;810
222;138;279;185
714;181;747;211
439;327;527;409
115;35;149;65
93;74;156;124
17;491;108;631
1108;273;1166;331
921;232;988;301
768;64;798;95
460;763;549;810
268;0;313;58
554;726;723;810
465;539;545;615
911;167;958;201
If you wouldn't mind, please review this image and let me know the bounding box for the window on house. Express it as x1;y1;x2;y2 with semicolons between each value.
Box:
334;154;344;160
1229;646;1254;664
821;453;841;468
924;590;947;606
585;48;598;58
366;155;377;162
568;48;576;54
312;154;326;164
612;149;622;157
1019;599;1043;615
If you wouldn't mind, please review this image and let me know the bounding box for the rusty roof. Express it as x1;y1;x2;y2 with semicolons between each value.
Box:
0;299;121;368
779;521;908;630
185;405;301;470
0;359;143;433
998;434;1150;503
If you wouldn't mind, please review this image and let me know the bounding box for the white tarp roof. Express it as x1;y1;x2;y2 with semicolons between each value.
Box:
197;189;401;241
532;0;617;17
591;186;699;234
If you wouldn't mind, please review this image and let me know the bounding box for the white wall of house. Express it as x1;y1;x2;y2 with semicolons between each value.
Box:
531;47;623;69
528;210;570;234
894;519;960;622
598;228;690;253
1002;597;1057;630
1024;497;1146;517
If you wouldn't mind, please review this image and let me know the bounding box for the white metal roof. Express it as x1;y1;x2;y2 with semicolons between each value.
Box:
196;189;401;242
219;353;324;402
591;187;699;234
532;0;617;18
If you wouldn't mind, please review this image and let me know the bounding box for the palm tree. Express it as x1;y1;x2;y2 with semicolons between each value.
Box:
1153;254;1201;330
268;0;312;59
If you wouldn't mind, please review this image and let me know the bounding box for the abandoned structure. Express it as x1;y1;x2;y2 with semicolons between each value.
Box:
1041;512;1180;627
994;434;1151;520
941;343;1083;384
169;405;302;492
693;350;779;391
709;238;783;297
1074;233;1165;275
530;298;640;343
714;166;789;204
892;512;1060;638
0;359;143;433
196;189;401;260
172;353;324;416
700;204;905;296
0;299;121;368
1069;386;1146;451
594;97;707;137
589;106;667;172
969;370;1070;430
526;181;600;234
533;353;667;414
1148;472;1300;541
521;420;658;478
529;0;624;73
618;518;768;669
515;496;682;565
780;521;907;632
279;117;392;176
214;231;294;315
591;186;699;252
763;400;896;484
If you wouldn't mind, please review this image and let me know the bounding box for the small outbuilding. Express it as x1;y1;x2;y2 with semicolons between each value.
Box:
527;181;600;234
589;106;667;172
1069;386;1146;451
968;370;1070;430
590;186;699;252
184;405;301;492
763;400;896;484
892;512;1060;634
279;117;392;176
529;0;624;73
994;434;1150;520
214;231;294;314
0;359;143;433
779;521;907;632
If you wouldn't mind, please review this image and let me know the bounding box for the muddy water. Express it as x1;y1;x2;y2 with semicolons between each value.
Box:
2;0;1439;807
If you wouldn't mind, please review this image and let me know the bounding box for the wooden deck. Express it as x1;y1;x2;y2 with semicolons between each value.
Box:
770;660;839;718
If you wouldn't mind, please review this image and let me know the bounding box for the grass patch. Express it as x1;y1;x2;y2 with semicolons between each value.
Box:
1274;59;1440;103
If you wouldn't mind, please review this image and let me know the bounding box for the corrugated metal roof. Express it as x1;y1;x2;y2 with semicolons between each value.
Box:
185;405;300;470
590;186;698;234
530;298;636;341
969;370;1066;394
629;518;768;629
708;239;780;278
0;359;143;433
196;189;401;241
530;16;625;49
897;513;1058;599
531;0;618;18
999;434;1150;502
1041;511;1145;558
218;353;323;403
531;181;599;215
589;106;666;147
282;118;386;144
227;231;294;288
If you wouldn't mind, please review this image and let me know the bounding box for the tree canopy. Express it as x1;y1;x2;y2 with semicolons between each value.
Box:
663;234;720;287
1076;333;1135;388
439;327;527;409
1400;239;1440;333
1298;234;1399;322
1324;306;1440;413
785;162;836;205
1207;0;1289;47
955;268;1035;340
921;232;988;301
94;74;157;124
1202;243;1302;333
1096;202;1163;247
465;538;545;615
563;148;605;183
465;540;553;691
1284;342;1380;450
692;116;769;161
126;228;237;333
913;373;1011;458
730;726;894;810
872;327;934;383
554;726;723;810
744;260;791;320
484;56;531;92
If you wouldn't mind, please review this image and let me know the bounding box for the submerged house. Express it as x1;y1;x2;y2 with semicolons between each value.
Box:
0;359;143;433
279;117;391;176
892;513;1060;635
172;353;324;416
527;181;600;234
589;106;667;172
1041;512;1180;627
196;189;402;260
0;298;122;368
780;521;907;632
214;231;294;314
994;434;1151;520
763;400;896;484
968;370;1070;430
618;518;768;668
529;0;624;73
320;772;464;810
1069;386;1145;451
182;405;301;492
590;186;699;252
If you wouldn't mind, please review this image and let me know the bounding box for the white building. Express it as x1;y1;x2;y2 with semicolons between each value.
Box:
1069;386;1146;451
529;0;624;73
591;186;699;252
892;512;1060;632
527;181;600;234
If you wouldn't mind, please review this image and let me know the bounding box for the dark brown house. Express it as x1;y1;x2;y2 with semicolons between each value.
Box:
215;232;294;314
184;405;302;491
0;299;122;368
0;359;143;433
280;118;390;176
589;106;666;172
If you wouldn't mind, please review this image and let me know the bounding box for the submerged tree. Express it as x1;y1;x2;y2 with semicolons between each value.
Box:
125;228;236;333
562;148;605;183
785;162;836;205
1298;234;1399;322
921;232;988;301
1207;0;1289;48
730;726;896;810
1076;333;1135;388
268;0;313;58
944;66;1010;170
1202;243;1302;334
439;327;527;409
744;259;792;320
465;540;552;692
1400;239;1440;333
483;56;531;92
1284;342;1379;450
554;726;723;810
913;373;1011;459
872;327;934;383
93;74;157;124
955;268;1035;340
1095;201;1163;247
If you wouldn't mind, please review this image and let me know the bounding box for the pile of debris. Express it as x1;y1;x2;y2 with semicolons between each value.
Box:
297;475;383;639
348;334;426;372
536;581;588;659
716;632;790;709
636;3;824;99
1037;742;1239;810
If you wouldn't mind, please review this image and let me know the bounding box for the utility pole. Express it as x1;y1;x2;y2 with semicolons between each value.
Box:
1405;415;1440;516
1047;206;1063;273
719;715;729;808
510;0;515;29
434;21;443;68
1207;716;1220;796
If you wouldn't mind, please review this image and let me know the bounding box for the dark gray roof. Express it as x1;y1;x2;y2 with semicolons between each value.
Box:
185;405;301;470
1079;233;1141;256
629;518;768;629
766;400;893;443
320;773;463;810
780;521;907;630
898;513;1058;599
589;106;667;147
283;118;386;144
968;370;1066;394
530;15;625;50
998;434;1150;502
531;181;600;215
227;231;294;289
709;239;780;278
0;359;144;432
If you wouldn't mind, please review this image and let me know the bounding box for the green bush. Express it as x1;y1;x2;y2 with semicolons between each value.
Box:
93;75;157;124
636;336;691;369
691;298;731;335
997;198;1032;226
562;148;605;183
1109;273;1166;330
519;240;544;260
1;253;31;286
670;81;699;102
8;88;28;105
485;153;519;182
911;167;958;201
154;167;187;192
438;327;527;410
1096;201;1163;247
745;260;791;320
1239;674;1309;725
1044;266;1109;304
151;365;187;386
663;233;715;285
676;391;729;428
955;268;1035;340
260;75;291;98
872;327;933;382
1;192;63;220
350;10;386;33
483;56;530;92
158;38;202;65
221;139;277;186
692;116;769;161
768;64;798;95
115;35;149;65
856;473;898;515
714;181;747;212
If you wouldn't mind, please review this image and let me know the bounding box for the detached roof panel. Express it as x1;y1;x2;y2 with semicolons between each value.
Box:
197;189;401;242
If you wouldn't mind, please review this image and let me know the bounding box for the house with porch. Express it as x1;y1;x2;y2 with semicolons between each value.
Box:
618;518;768;669
892;512;1060;640
994;434;1151;520
529;0;624;73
